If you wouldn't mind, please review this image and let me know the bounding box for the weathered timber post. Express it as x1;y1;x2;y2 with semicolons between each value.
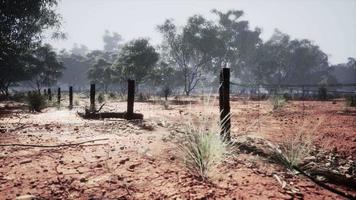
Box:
127;79;135;119
90;83;96;111
69;86;73;109
219;68;231;140
57;87;61;106
48;88;52;101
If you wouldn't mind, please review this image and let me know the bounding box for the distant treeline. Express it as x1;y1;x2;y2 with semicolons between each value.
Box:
1;1;355;98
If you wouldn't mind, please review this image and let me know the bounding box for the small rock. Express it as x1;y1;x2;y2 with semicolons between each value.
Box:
20;159;32;165
16;195;36;200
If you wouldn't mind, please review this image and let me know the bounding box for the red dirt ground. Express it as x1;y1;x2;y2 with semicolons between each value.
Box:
0;97;355;199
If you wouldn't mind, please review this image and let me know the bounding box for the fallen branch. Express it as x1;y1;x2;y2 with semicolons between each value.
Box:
293;165;355;200
0;138;109;148
78;112;143;120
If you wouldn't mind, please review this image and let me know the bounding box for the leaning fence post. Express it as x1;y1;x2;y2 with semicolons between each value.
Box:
90;83;95;112
127;79;135;119
220;68;231;140
69;86;73;109
57;87;61;106
48;88;52;101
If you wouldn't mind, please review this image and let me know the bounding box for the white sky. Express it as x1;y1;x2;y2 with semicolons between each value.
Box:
47;0;356;64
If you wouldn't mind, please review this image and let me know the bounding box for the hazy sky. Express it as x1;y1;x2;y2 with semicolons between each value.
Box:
47;0;356;64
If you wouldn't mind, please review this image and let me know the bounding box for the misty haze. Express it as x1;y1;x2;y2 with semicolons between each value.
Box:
0;0;355;199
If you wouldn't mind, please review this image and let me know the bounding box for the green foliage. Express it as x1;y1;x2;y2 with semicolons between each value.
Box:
29;44;65;92
26;92;47;112
112;39;159;85
0;0;62;96
346;95;356;107
108;92;116;99
88;58;113;92
103;30;122;52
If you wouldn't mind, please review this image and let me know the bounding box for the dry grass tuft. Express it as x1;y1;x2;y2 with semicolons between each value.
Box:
177;94;233;180
269;119;322;169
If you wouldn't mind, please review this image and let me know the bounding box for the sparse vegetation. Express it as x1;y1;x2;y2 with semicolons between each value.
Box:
108;92;116;99
26;92;47;112
98;93;105;103
177;96;233;180
178;130;230;180
271;94;287;110
269;120;321;169
346;95;356;107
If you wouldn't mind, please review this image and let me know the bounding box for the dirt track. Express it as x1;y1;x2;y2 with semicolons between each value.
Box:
0;98;355;199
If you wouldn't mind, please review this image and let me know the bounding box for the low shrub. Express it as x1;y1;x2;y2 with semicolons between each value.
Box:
98;93;105;104
346;95;356;107
26;92;47;112
137;93;150;102
108;92;116;99
271;94;287;110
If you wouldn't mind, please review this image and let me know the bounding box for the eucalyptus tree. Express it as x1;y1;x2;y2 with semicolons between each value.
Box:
88;58;114;92
28;44;64;93
112;39;159;87
0;0;62;96
158;15;220;95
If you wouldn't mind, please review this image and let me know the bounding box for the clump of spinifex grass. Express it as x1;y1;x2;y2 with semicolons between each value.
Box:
270;94;287;110
177;94;233;181
269;119;322;169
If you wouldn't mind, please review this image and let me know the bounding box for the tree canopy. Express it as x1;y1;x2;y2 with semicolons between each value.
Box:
112;39;159;85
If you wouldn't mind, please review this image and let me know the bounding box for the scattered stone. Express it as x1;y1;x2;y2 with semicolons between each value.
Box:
19;159;32;165
15;195;37;200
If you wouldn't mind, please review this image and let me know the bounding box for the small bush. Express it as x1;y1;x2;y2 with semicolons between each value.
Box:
346;95;356;107
108;92;116;99
26;92;47;112
271;94;287;110
10;91;26;102
318;86;327;100
162;86;171;100
137;93;150;102
98;93;105;103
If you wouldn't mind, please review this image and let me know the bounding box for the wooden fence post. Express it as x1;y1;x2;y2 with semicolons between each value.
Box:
48;88;52;101
57;87;61;106
90;84;95;111
69;86;73;109
127;79;135;119
219;68;231;140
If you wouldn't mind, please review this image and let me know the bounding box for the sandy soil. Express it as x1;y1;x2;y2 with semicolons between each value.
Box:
0;96;355;199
